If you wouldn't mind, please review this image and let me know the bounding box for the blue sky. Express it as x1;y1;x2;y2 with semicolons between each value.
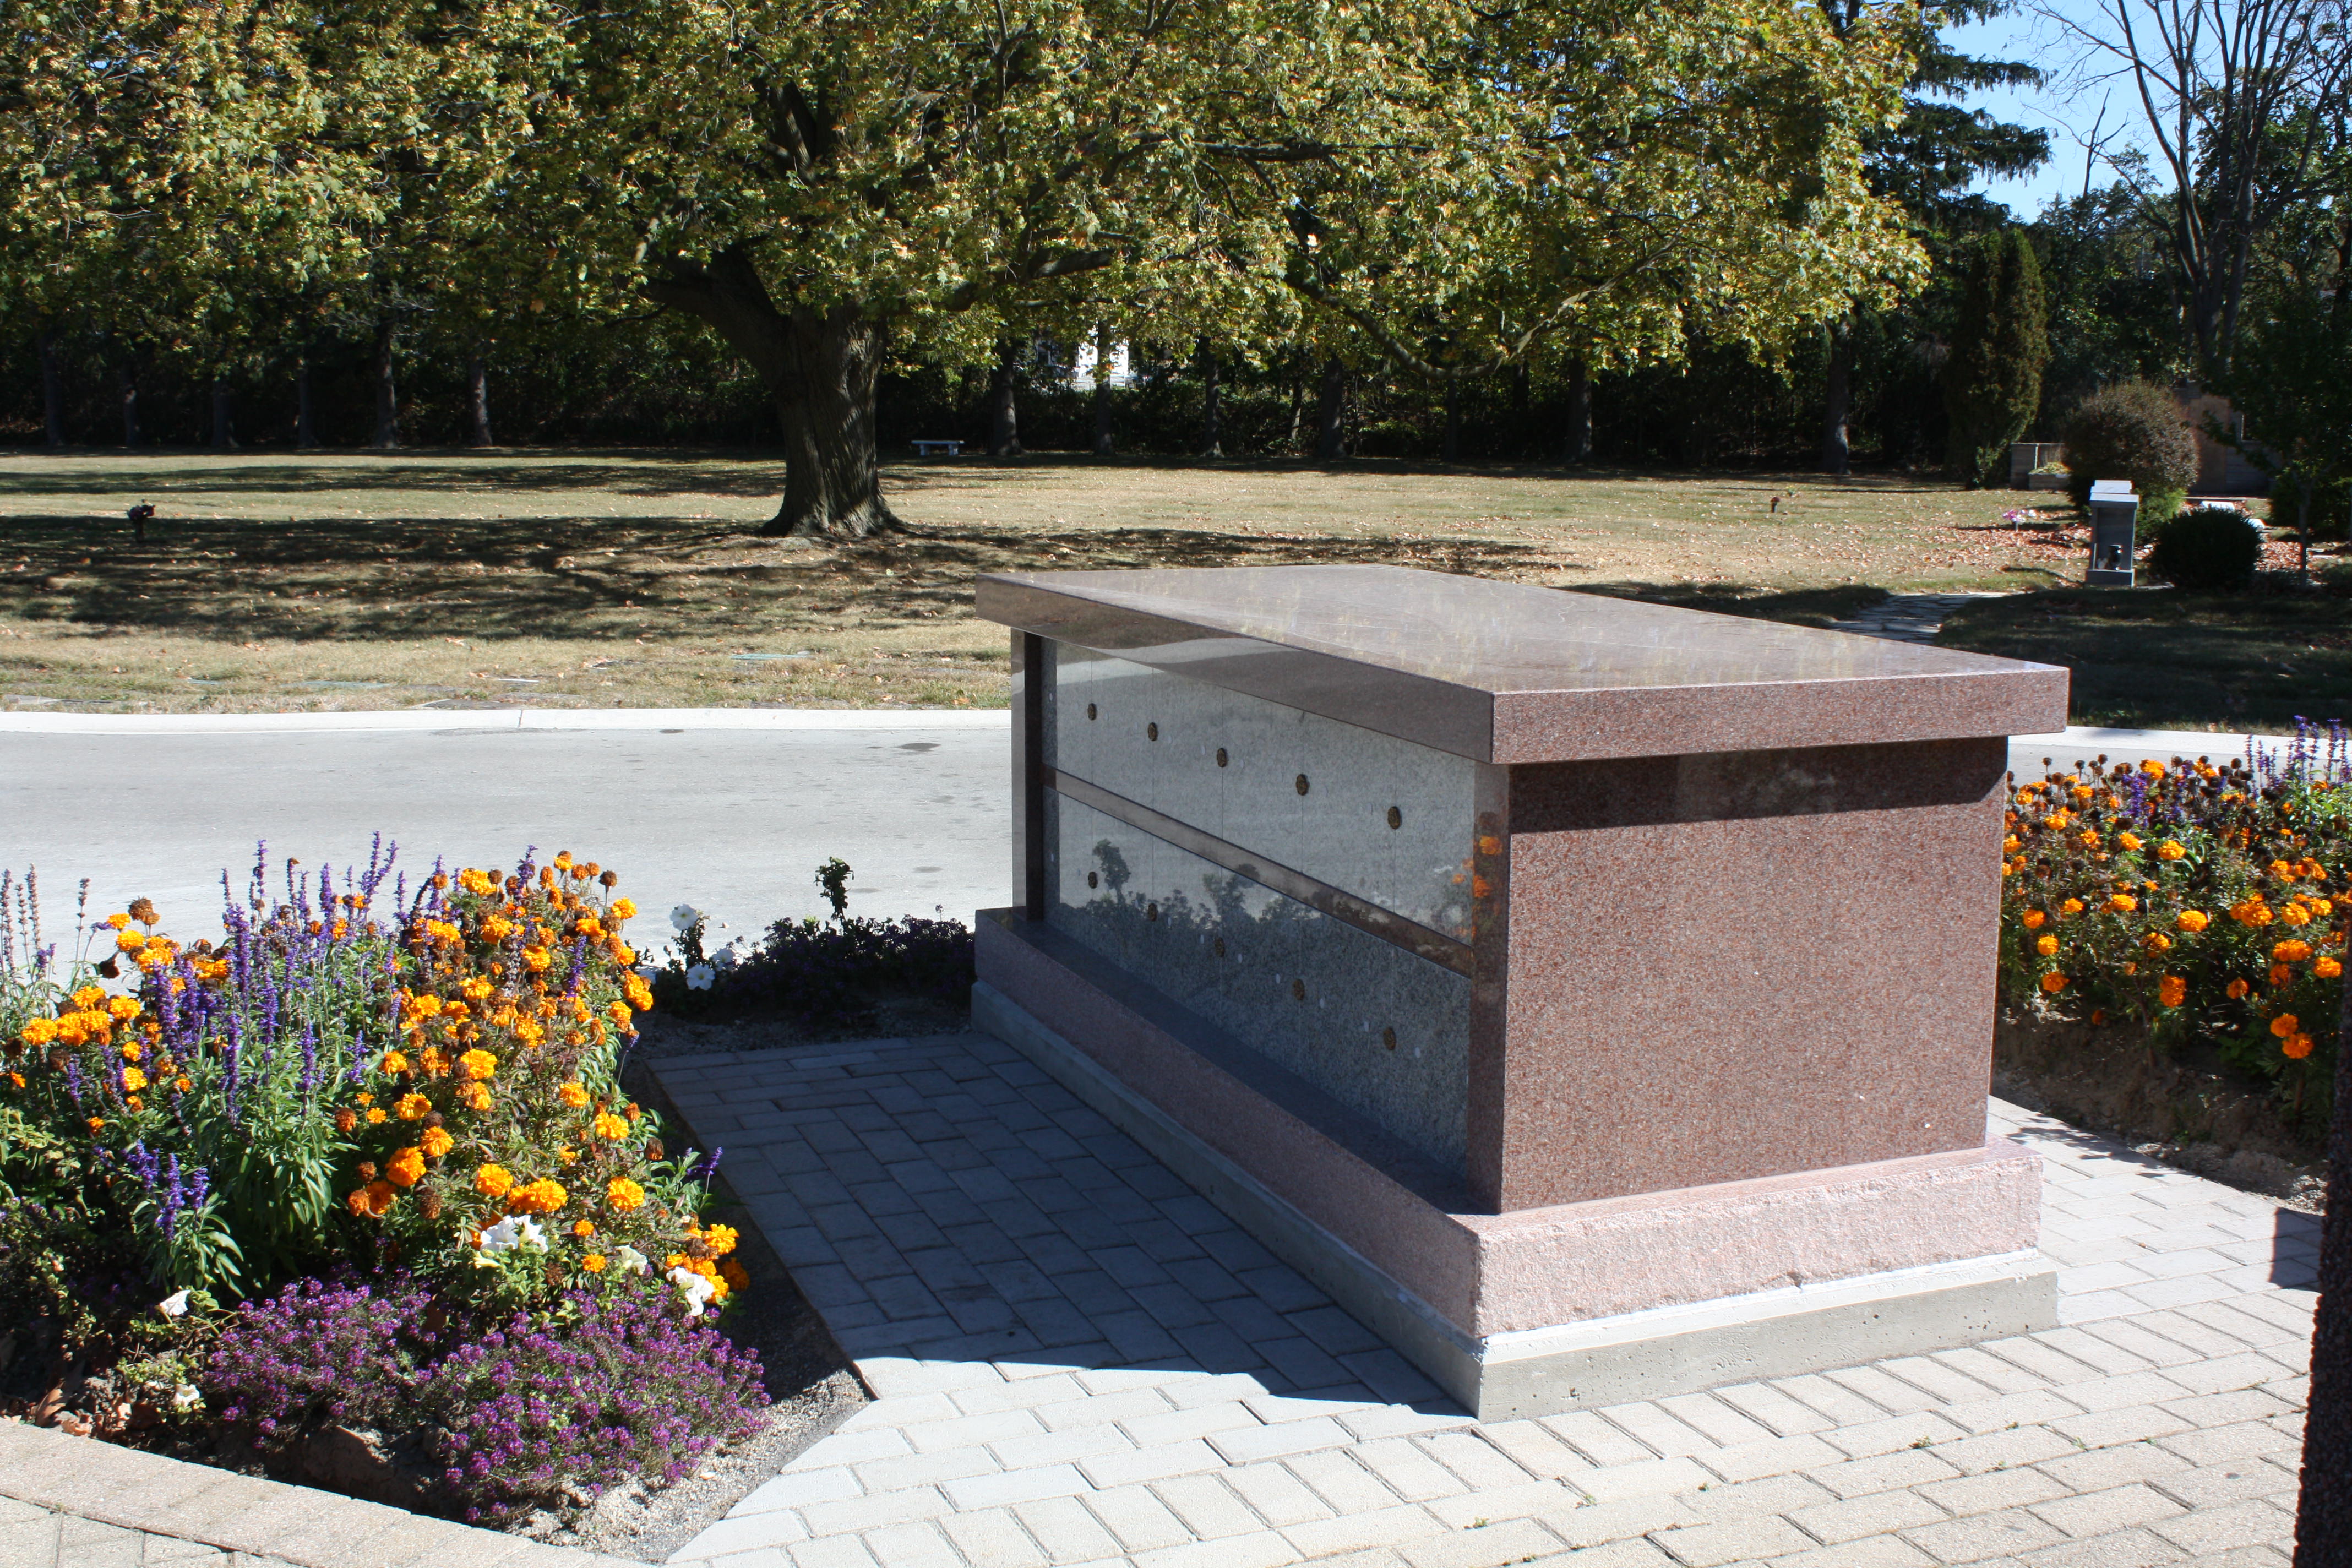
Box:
1942;1;2150;220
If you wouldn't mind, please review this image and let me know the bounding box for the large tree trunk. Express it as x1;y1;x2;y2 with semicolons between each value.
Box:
467;353;493;447
295;351;318;449
210;378;237;449
1561;358;1591;466
1315;357;1346;460
1198;342;1223;458
988;337;1022;456
372;322;400;449
36;330;66;448
646;245;899;537
1821;321;1852;476
2297;978;2352;1562
116;356;139;450
1091;326;1115;456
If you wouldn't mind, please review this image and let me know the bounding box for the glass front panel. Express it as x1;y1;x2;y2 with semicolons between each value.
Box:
1045;793;1471;1174
1048;646;1477;940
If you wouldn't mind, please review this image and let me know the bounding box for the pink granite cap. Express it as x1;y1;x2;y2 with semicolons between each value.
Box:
977;566;2067;763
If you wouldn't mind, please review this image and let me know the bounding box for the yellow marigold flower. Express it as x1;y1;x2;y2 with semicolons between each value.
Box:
2140;760;2166;777
2039;972;2067;994
594;1110;628;1140
396;1092;430;1120
581;1254;607;1273
2118;832;2143;852
381;1050;410;1075
386;1146;426;1187
559;1145;580;1164
407;993;444;1019
458;1048;497;1081
175;1076;190;1093
2158;976;2186;1008
421;1125;454;1158
2143;932;2172;954
20;1017;58;1046
107;996;140;1021
607;1001;632;1028
2286;1033;2317;1060
508;1178;569;1214
705;1224;738;1256
2320;957;2344;980
2105;894;2137;913
624;976;652;1011
573;1218;595;1237
121;1041;141;1061
559;1082;590;1108
611;898;636;920
515;1020;546;1047
522;947;552;973
72;985;105;1009
115;929;146;955
460;977;493;1001
455;1082;493;1112
120;1065;148;1092
2035;934;2059;956
2272;1013;2301;1038
2176;910;2210;932
2062;899;2084;915
480;915;515;942
605;1177;646;1212
2158;841;2186;861
104;912;129;930
417;1045;451;1076
575;916;604;938
475;1163;514;1197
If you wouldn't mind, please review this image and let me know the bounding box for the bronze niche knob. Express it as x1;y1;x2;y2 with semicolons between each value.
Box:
1146;902;1159;921
1086;703;1097;721
1213;937;1226;957
1382;1027;1397;1052
1291;978;1306;1001
1294;774;1310;796
1216;748;1228;768
1087;871;1098;889
1148;722;1159;741
1386;806;1402;829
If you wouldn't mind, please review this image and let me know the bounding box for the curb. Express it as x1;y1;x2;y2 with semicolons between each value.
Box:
0;1419;643;1567
0;707;1013;736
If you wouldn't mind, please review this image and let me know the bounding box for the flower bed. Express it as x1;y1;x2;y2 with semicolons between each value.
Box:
2001;725;2349;1136
0;843;769;1527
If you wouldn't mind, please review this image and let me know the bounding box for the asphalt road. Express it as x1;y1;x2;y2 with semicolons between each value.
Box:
0;707;2284;957
0;711;1012;954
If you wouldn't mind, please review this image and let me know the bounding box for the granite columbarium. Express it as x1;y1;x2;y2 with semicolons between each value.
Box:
971;564;2071;1418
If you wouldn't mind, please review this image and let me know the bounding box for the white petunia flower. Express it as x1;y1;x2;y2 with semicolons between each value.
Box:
614;1245;650;1275
668;1266;717;1317
685;963;715;990
670;903;701;932
480;1215;548;1254
710;942;741;971
157;1289;190;1318
172;1385;202;1412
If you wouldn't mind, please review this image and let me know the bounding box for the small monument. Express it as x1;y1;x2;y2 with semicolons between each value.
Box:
974;565;2068;1417
2087;480;2139;586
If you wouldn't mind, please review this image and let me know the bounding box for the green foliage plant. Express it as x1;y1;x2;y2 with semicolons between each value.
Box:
2061;379;2199;521
1941;228;2051;487
2147;505;2263;592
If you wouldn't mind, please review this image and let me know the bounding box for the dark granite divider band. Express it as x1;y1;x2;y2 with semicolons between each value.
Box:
1044;766;1476;977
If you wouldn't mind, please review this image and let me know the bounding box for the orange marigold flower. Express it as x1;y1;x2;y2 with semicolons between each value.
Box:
2035;934;2059;956
335;1107;358;1134
2226;978;2252;999
2062;899;2084;915
573;1218;595;1237
705;1224;739;1256
507;1178;569;1214
2271;859;2295;879
2039;972;2067;994
475;1163;515;1197
594;1110;629;1140
121;1066;147;1092
2158;841;2187;861
458;1048;497;1080
347;1180;396;1217
2320;957;2344;979
2282;902;2313;926
2272;1013;2301;1038
386;1146;426;1187
2118;832;2143;852
108;996;140;1021
2271;964;2294;986
605;1177;646;1212
559;1082;590;1108
2021;910;2046;929
2105;893;2137;913
581;1253;607;1273
2176;910;2210;932
2274;940;2314;964
606;1001;632;1028
421;1126;453;1158
522;946;552;973
381;1050;410;1075
86;1115;105;1134
365;1107;387;1124
610;897;636;920
2158;976;2187;1008
455;1082;492;1112
417;1044;451;1076
2285;1034;2317;1060
396;1092;431;1120
2143;932;2173;954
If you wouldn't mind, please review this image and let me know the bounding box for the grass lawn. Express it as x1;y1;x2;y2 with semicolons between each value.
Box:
2;448;2076;712
1937;582;2352;734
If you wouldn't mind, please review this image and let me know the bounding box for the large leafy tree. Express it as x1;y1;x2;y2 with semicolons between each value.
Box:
540;0;1925;535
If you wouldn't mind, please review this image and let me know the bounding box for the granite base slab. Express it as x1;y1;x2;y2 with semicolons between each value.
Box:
972;912;2060;1417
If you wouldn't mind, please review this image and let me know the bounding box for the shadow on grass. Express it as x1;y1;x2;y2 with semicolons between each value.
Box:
1580;580;1892;626
1937;584;2352;732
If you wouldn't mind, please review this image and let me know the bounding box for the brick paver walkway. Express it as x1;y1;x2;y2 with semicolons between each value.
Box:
653;1032;2317;1568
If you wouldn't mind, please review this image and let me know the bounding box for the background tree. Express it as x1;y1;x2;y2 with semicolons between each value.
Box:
1941;228;2050;485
